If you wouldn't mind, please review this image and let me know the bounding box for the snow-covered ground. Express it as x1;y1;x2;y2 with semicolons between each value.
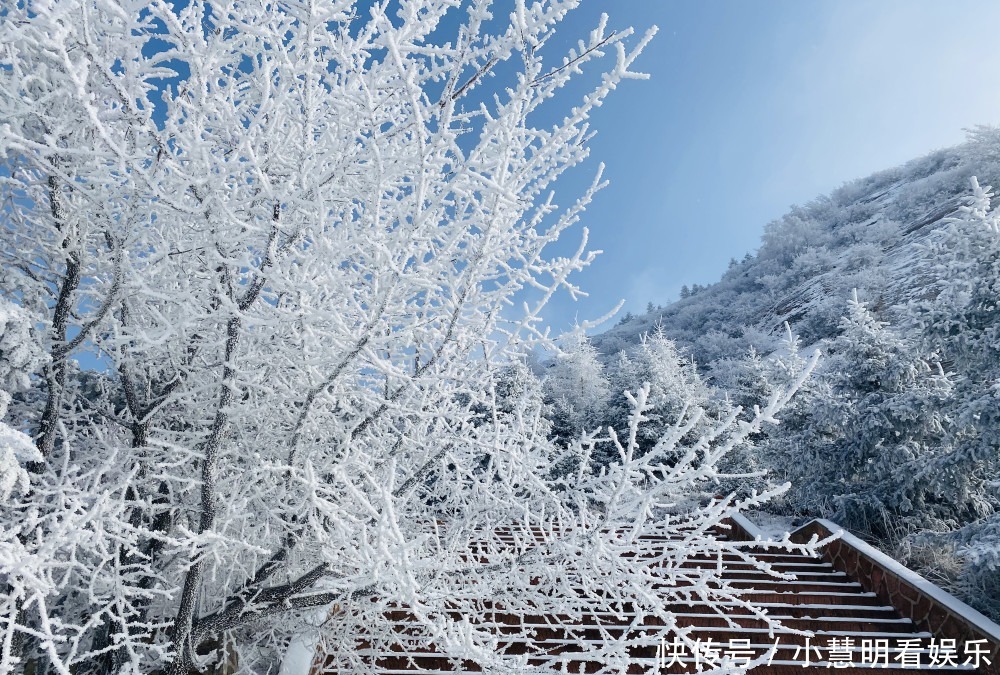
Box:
743;511;797;540
278;635;318;675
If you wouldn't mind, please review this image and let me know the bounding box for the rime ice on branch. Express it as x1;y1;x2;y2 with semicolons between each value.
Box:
0;2;816;674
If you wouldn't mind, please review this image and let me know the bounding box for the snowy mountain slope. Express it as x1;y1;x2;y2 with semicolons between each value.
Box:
584;132;1000;621
592;139;1000;366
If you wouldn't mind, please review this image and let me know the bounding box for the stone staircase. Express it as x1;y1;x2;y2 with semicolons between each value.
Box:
651;537;972;673
310;522;997;674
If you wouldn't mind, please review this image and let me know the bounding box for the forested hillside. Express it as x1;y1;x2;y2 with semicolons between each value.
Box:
546;128;1000;619
595;127;1000;362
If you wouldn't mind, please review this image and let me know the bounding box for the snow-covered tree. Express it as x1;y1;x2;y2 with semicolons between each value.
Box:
710;347;773;418
705;325;823;505
911;178;1000;473
905;177;1000;605
601;327;719;464
0;299;45;500
0;2;819;674
766;293;956;540
543;331;610;444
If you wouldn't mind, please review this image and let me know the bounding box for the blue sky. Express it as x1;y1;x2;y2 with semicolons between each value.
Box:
537;0;1000;334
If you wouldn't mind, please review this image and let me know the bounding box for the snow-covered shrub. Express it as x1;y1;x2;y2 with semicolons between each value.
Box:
0;297;45;393
964;124;1000;166
0;390;39;500
0;298;44;500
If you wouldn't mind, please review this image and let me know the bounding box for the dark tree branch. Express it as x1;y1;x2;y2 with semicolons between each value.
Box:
35;172;80;463
528;33;618;87
167;310;242;675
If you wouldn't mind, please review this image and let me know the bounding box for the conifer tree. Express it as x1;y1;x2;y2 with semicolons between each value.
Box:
601;327;718;464
907;177;1000;592
776;293;955;539
543;331;610;443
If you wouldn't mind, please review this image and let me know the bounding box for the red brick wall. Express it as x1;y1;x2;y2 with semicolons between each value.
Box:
792;520;999;675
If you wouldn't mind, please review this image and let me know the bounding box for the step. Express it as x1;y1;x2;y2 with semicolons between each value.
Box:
662;602;902;620
313;520;997;675
675;560;836;574
360;654;974;674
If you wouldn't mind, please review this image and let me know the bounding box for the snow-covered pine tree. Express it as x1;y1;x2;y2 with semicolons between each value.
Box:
905;177;1000;610
704;325;823;507
910;178;1000;485
543;330;611;444
599;327;720;466
709;346;774;418
771;292;955;540
0;3;818;674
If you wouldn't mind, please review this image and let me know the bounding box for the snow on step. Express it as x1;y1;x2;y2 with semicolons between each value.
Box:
312;535;974;675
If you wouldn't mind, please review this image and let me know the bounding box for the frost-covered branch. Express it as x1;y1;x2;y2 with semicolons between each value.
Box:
0;3;824;675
